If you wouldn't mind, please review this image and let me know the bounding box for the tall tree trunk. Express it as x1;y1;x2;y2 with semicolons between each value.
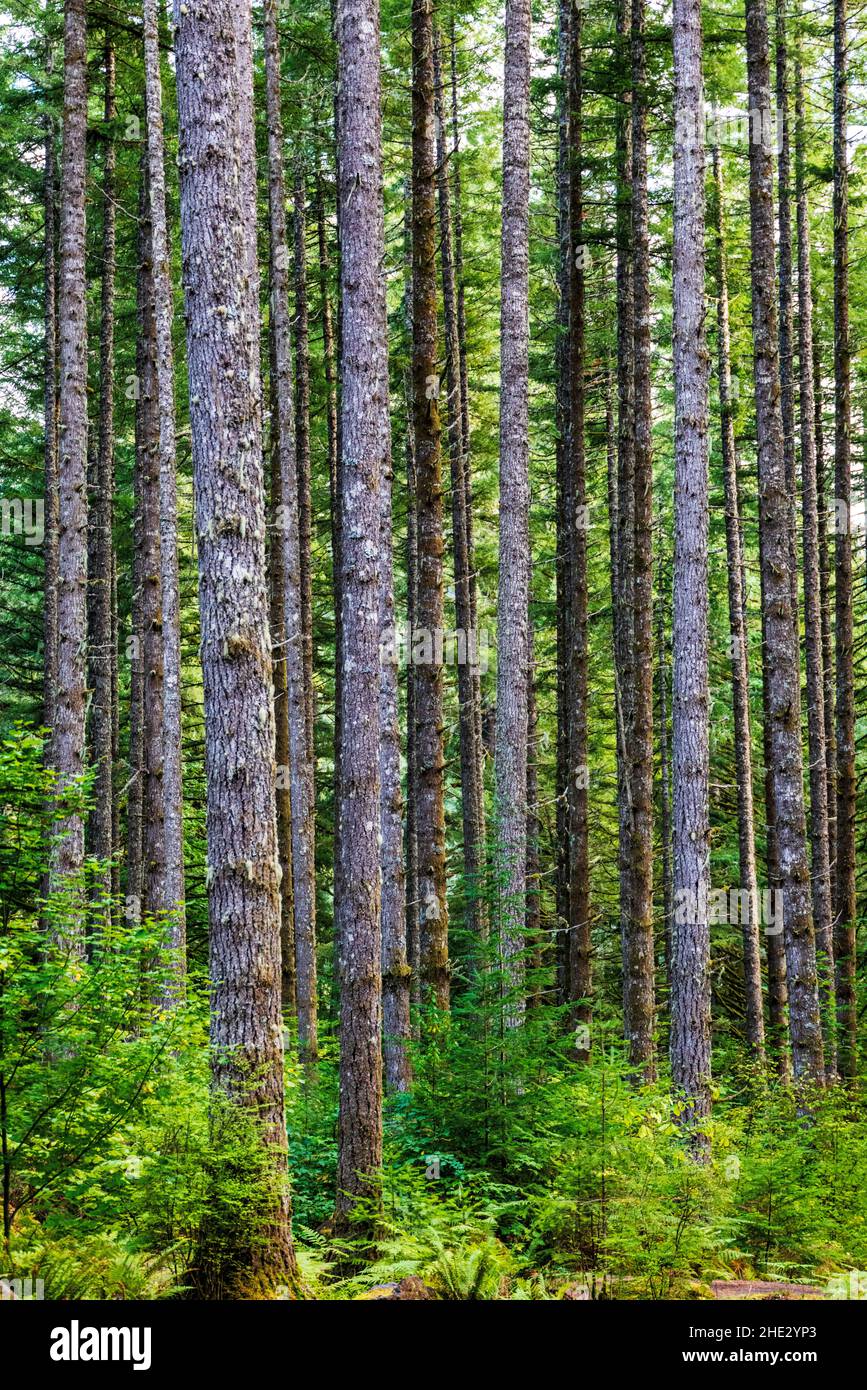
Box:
175;0;299;1295
268;322;296;1017
794;58;836;1070
412;0;449;1008
711;145;765;1063
293;161;316;780
264;0;318;1061
566;9;591;1038
775;0;799;623
314;154;342;1014
51;0;89;919
614;0;635;1035
135;163;166;932
745;0;824;1083
448;21;484;818
814;336;836;885
144;0;186;986
628;0;655;1077
333;0;387;1223
43;40;59;759
554;0;572;1004
670;0;712;1124
88;39;117;909
494;0;532;1022
433;27;485;944
656;599;673;981
832;0;857;1080
380;440;412;1093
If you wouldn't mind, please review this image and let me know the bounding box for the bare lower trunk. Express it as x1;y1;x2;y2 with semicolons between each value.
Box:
412;0;449;1008
175;0;298;1295
670;0;712;1124
293;161;316;779
711;145;765;1063
832;0;857;1080
333;0;386;1223
264;0;317;1060
144;0;186;988
88;41;117;908
380;442;412;1093
494;0;532;1023
43;43;59;765
794;60;836;1070
135;162;166;931
433;28;485;944
614;0;635;1037
628;0;655;1078
745;0;824;1083
566;11;591;1038
51;0;89;923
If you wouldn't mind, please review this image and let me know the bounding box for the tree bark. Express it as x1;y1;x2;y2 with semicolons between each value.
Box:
775;0;800;624
87;39;117;910
745;0;824;1083
433;27;485;946
711;145;765;1063
794;58;836;1070
832;0;857;1080
175;0;299;1294
380;439;412;1093
144;0;186;987
670;0;712;1123
264;0;318;1061
293;160;316;780
412;0;449;1008
333;0;386;1222
43;37;60;762
51;0;89;921
494;0;532;1023
614;0;635;1034
135;163;166;934
628;0;656;1078
566;9;591;1039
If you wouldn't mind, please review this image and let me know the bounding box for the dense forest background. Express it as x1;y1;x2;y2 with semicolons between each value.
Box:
1;0;866;1301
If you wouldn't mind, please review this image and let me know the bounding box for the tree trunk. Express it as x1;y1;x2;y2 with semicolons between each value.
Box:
832;0;857;1080
175;0;299;1295
745;0;824;1083
614;0;635;1035
566;9;591;1039
264;0;318;1061
814;337;836;885
433;27;485;945
333;0;387;1223
494;0;532;1023
670;0;712;1124
775;0;799;624
268;321;296;1017
628;0;656;1078
43;37;60;770
87;39;117;910
711;145;765;1063
380;438;412;1093
794;59;836;1070
51;0;89;921
135;162;166;932
293;160;316;780
554;0;572;1003
144;0;186;987
412;0;449;1008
